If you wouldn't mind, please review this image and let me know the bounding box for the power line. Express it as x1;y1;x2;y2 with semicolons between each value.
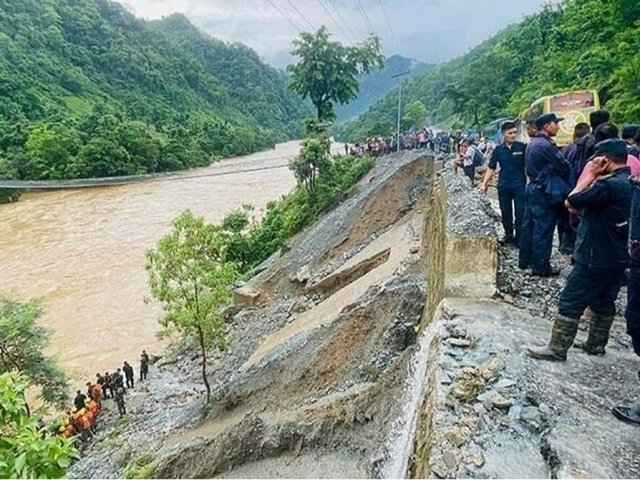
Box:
267;0;302;32
316;0;351;42
325;0;360;43
285;0;316;31
377;0;399;53
355;0;376;35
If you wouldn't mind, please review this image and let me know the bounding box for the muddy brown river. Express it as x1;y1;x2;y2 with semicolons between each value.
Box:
0;141;304;383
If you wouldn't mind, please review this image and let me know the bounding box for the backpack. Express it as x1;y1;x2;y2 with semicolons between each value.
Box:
471;146;485;167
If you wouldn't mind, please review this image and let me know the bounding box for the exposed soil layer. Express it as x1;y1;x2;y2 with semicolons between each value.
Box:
69;150;434;479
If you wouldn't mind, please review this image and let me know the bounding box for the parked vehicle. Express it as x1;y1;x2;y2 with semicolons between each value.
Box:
517;90;600;146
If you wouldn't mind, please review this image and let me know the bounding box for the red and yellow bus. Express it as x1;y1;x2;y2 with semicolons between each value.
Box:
517;90;600;146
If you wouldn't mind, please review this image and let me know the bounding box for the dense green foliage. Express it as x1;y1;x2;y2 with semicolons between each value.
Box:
403;100;428;130
288;27;384;121
0;0;309;180
145;211;238;402
339;0;640;139
0;373;78;479
334;55;433;120
0;295;68;410
221;152;374;273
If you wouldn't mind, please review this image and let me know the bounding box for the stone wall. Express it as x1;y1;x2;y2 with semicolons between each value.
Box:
421;167;446;331
411;164;500;478
420;166;499;331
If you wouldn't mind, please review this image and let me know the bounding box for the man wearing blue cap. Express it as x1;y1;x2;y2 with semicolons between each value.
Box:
519;113;570;276
528;138;632;361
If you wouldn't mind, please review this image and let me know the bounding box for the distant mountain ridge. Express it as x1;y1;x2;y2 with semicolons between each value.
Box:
339;0;640;140
0;0;309;181
334;54;433;120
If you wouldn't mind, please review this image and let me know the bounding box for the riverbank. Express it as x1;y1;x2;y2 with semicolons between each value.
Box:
0;141;308;385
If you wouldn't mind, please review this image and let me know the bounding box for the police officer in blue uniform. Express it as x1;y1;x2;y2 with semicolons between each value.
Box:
528;139;632;361
519;113;570;276
612;173;640;425
479;120;526;245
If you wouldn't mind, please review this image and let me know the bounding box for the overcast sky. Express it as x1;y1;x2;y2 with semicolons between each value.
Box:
122;0;551;68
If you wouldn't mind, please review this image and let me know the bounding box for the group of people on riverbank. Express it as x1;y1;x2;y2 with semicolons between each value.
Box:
346;128;454;157
56;350;151;441
458;110;640;426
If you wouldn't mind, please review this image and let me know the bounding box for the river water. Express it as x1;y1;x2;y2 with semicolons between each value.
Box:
0;141;302;383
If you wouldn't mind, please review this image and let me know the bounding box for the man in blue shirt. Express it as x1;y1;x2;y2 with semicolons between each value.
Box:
527;139;632;361
518;113;570;276
479;120;526;245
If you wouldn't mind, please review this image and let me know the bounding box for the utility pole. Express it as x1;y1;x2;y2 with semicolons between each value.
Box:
392;70;410;152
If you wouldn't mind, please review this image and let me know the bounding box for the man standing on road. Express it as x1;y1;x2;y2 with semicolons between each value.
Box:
479;121;526;246
140;350;150;382
571;110;611;180
123;361;135;389
74;389;87;411
115;386;127;417
519;113;570;276
527;139;632;361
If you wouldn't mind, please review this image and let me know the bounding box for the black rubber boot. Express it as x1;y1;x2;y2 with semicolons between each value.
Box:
612;405;640;426
527;314;579;362
532;266;561;277
574;313;614;356
527;314;580;361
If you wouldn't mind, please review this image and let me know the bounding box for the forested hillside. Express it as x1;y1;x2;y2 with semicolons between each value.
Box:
339;0;640;140
334;55;432;120
0;0;309;180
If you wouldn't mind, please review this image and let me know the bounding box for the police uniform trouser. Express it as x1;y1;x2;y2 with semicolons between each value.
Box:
627;183;640;354
497;184;525;243
558;262;624;320
519;183;558;273
557;207;575;254
627;267;640;355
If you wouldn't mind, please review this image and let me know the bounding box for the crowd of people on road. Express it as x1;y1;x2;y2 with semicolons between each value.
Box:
346;128;454;157
54;350;152;441
456;110;640;426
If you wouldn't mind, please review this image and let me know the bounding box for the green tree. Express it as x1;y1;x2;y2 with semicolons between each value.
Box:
288;135;332;198
24;123;81;179
287;26;384;121
220;205;254;271
78;137;134;178
145;210;238;402
0;373;78;479
403;100;427;129
0;295;68;411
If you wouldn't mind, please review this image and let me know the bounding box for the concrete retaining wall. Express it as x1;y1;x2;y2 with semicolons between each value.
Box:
421;166;499;330
412;164;500;478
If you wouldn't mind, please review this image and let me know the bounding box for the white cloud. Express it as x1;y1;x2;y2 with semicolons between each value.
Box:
120;0;552;67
